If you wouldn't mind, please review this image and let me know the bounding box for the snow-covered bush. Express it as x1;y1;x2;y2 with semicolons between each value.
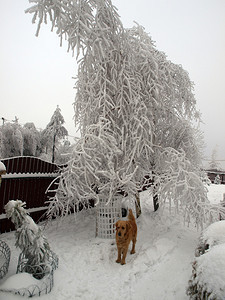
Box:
187;221;225;299
214;175;221;185
5;200;51;279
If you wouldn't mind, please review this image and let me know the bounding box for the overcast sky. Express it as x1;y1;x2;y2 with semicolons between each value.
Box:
0;0;225;165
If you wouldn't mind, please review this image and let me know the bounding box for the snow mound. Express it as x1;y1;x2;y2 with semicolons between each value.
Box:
188;220;225;299
194;244;225;299
0;161;6;173
0;272;40;290
206;184;225;205
201;220;225;249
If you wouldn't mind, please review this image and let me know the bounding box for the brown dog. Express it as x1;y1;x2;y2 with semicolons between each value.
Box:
115;209;137;265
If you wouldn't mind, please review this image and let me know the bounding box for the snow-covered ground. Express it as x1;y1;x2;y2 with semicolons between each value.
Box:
1;184;225;300
206;183;225;204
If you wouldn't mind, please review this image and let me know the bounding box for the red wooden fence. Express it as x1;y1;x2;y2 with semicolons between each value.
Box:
0;156;60;233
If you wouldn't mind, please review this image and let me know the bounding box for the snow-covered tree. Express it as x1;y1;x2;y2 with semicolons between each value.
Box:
0;121;40;159
23;122;41;156
0;115;69;163
26;0;225;228
0;122;23;158
209;146;220;170
53;139;73;164
5;200;51;279
41;106;68;163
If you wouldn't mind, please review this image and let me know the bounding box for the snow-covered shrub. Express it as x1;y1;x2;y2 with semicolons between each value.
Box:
214;175;221;185
5;200;51;279
187;221;225;299
195;220;225;257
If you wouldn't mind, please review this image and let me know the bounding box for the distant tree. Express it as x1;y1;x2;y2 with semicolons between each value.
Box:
23;122;41;156
54;139;73;164
26;0;225;228
41;106;68;163
0;121;40;159
0;121;23;158
0;113;69;162
209;147;220;170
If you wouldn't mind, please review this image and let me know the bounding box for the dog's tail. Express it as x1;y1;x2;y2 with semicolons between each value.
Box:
128;209;135;221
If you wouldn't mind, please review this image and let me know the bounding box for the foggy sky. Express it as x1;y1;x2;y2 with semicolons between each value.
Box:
1;0;225;167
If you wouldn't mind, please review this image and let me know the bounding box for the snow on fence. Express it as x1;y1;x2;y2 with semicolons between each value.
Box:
0;156;60;233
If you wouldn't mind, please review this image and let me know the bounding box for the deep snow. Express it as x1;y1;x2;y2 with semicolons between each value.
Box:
190;219;225;299
0;184;225;300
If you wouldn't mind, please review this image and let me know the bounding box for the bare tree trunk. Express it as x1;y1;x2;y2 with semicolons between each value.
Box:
52;133;56;163
152;131;159;211
153;188;159;211
135;192;142;218
152;169;159;211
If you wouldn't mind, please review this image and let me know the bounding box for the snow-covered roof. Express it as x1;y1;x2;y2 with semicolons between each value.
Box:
0;156;61;176
206;169;225;175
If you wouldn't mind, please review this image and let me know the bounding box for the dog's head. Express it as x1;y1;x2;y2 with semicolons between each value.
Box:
115;220;131;239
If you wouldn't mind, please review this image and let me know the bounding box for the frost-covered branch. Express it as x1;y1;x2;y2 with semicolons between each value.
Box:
153;147;225;228
5;200;51;279
26;0;211;229
26;0;123;57
47;118;147;217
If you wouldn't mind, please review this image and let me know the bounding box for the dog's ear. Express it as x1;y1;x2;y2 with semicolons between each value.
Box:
126;223;131;232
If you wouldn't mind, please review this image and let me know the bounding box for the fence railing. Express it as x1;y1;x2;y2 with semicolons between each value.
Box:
0;156;61;233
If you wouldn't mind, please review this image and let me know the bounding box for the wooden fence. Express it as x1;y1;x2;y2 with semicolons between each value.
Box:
0;156;60;233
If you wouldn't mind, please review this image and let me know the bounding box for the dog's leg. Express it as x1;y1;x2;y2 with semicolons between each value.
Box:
130;237;136;254
121;248;128;265
116;247;122;263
